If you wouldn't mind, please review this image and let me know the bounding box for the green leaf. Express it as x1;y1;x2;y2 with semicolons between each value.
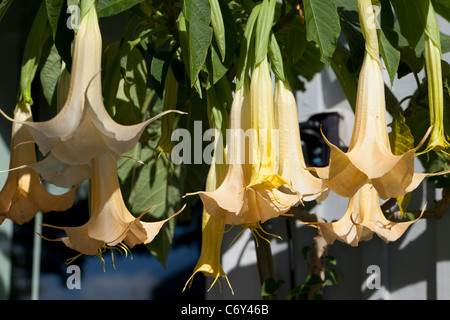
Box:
286;39;324;91
380;30;401;87
335;0;365;71
97;0;144;18
301;245;312;261
388;106;415;218
441;32;450;54
118;143;184;268
388;106;415;155
397;192;412;218
39;43;62;112
261;277;285;297
268;32;285;81
204;44;228;89
303;0;341;66
331;42;358;110
0;0;14;22
209;0;226;60
305;273;324;286
379;0;400;87
20;2;50;104
254;0;276;65
390;0;426;49
114;46;152;125
432;0;450;23
324;255;337;266
45;0;74;72
327;268;339;284
235;3;261;90
184;0;213;89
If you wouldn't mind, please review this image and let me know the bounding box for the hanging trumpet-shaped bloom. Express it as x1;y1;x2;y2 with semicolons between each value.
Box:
0;104;77;225
41;152;185;256
274;79;328;202
310;0;444;200
155;67;179;158
184;155;233;294
185;67;299;228
0;5;182;166
304;183;423;247
419;15;450;154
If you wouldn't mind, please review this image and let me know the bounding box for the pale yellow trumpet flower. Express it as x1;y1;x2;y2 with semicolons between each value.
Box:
0;104;77;225
310;0;445;200
0;5;182;166
184;153;232;294
304;183;423;246
419;30;450;154
41;152;185;256
186;71;299;228
274;79;328;202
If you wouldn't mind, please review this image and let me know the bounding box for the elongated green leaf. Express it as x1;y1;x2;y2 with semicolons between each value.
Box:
388;106;415;219
40;43;62;112
388;107;415;155
380;31;400;87
432;0;450;23
410;0;441;51
303;0;340;66
209;0;226;61
97;0;144;18
254;0;276;65
379;0;400;87
235;3;261;90
390;0;426;49
184;0;213;89
268;33;285;81
45;0;74;72
0;0;14;22
20;2;50;104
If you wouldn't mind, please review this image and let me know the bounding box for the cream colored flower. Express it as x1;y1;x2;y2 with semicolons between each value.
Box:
0;5;182;166
304;183;423;246
184;154;232;293
0;104;77;225
186;64;299;228
274;79;328;202
310;0;442;200
41;152;184;256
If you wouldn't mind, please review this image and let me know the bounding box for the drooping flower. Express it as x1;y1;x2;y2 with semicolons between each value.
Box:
310;0;442;200
185;63;299;228
155;67;179;158
0;4;182;166
303;183;423;247
419;1;450;154
301;0;450;247
41;152;185;256
184;152;232;294
274;79;328;202
0;104;77;225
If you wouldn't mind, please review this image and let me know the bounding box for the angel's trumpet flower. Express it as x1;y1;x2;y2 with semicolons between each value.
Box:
419;4;450;154
155;67;178;158
184;155;232;294
311;0;443;200
185;72;299;228
274;79;328;202
0;104;77;225
304;183;423;247
0;5;182;166
41;152;185;256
